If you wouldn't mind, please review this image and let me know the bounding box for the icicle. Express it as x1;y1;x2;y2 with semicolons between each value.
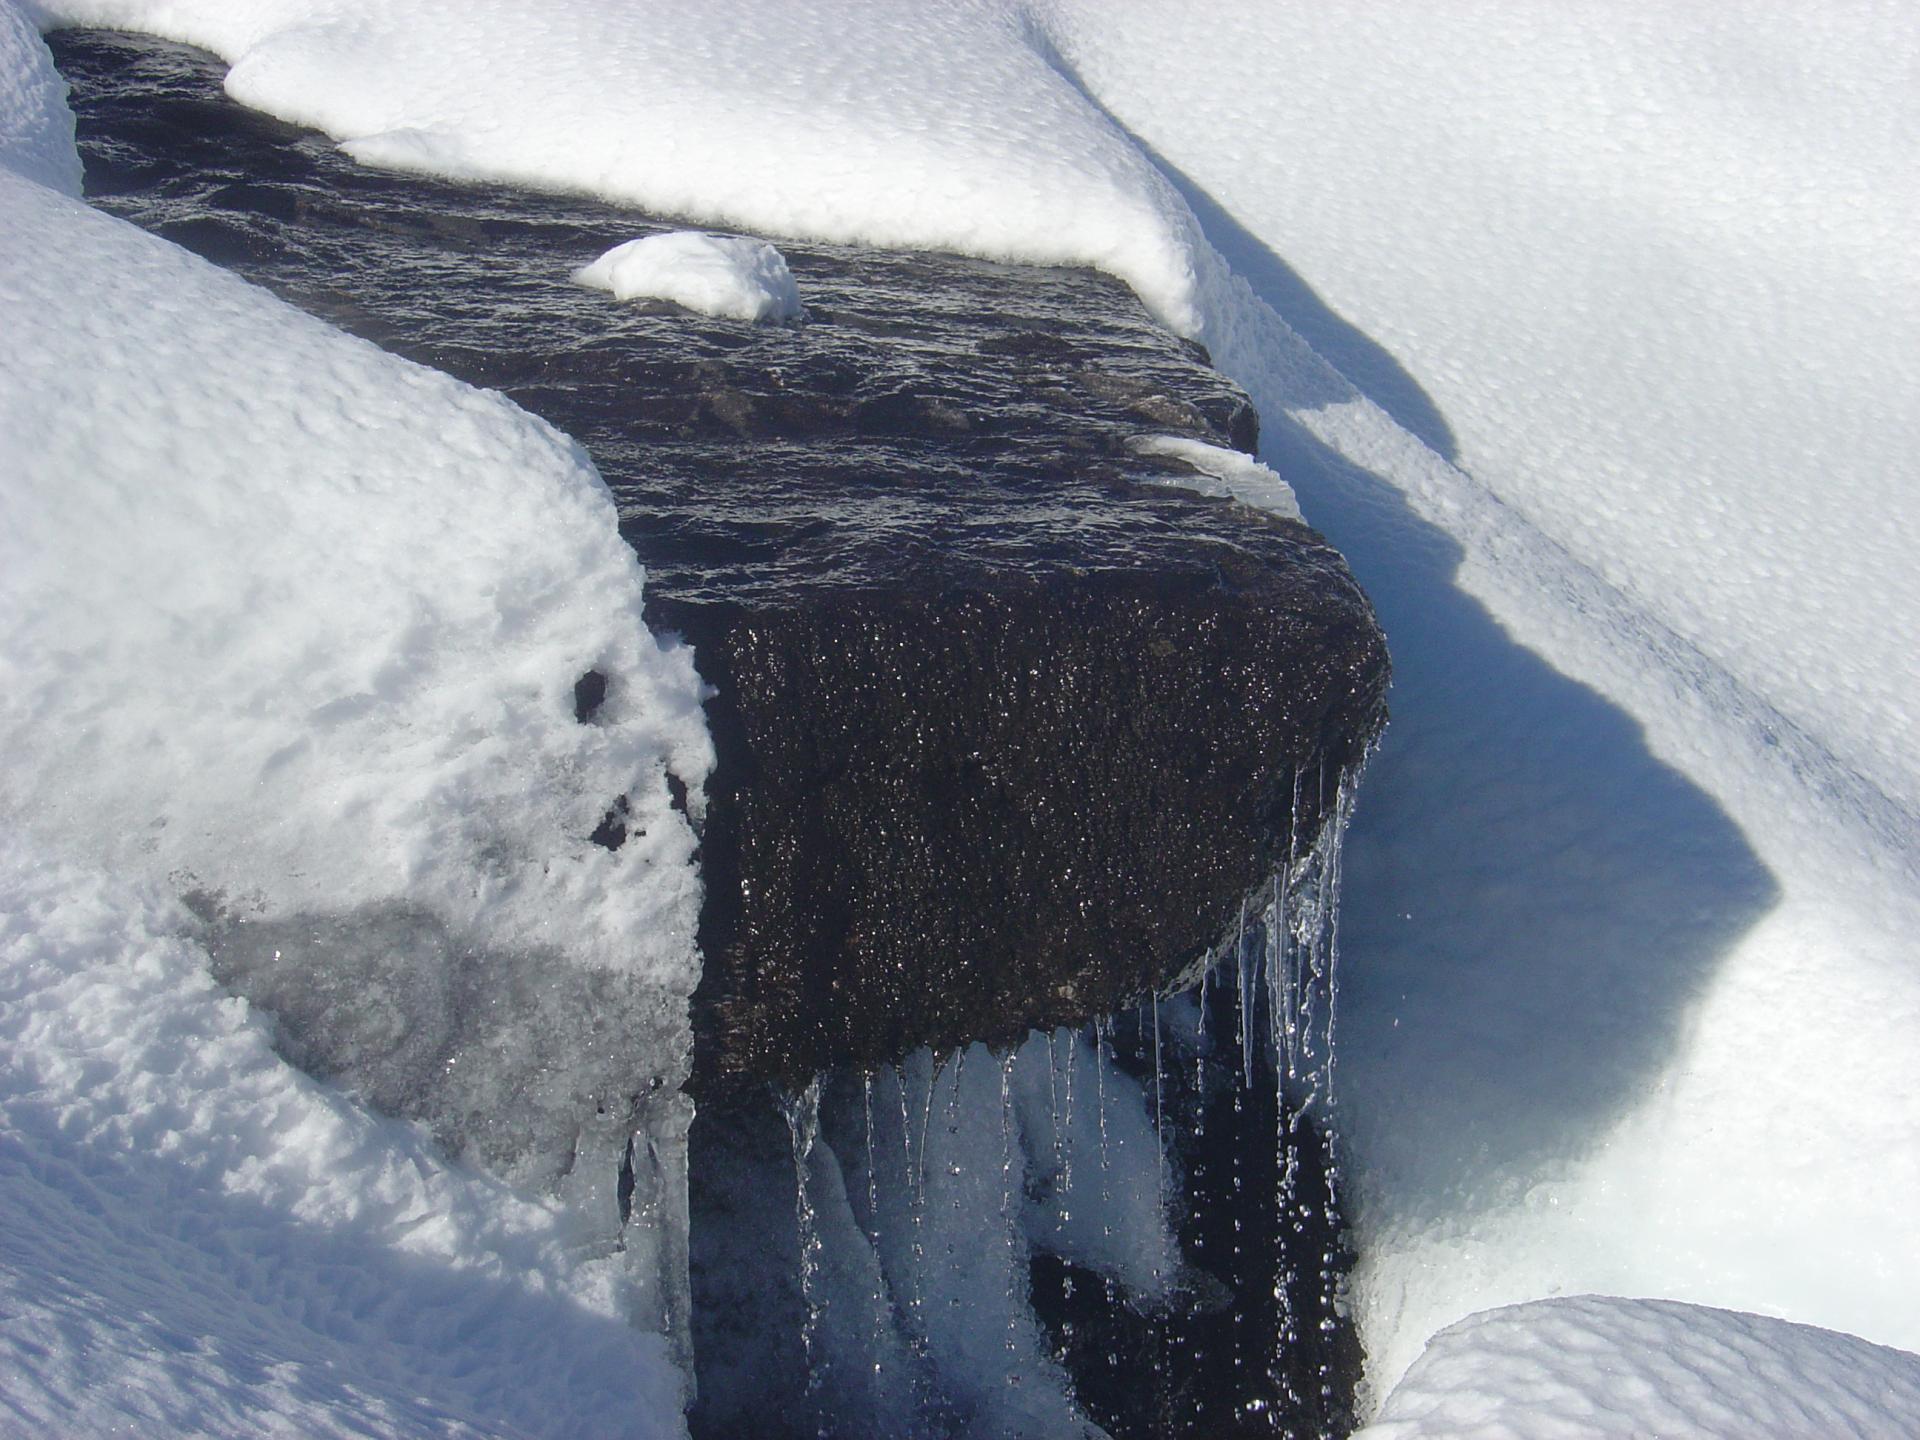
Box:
897;1062;929;1352
999;1049;1022;1381
1060;1027;1077;1208
1046;1028;1063;1182
863;1070;888;1394
780;1076;828;1430
1237;893;1255;1092
1151;990;1166;1217
1093;1019;1111;1183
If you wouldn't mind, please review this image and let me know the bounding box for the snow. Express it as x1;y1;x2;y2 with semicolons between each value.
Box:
575;231;802;323
0;0;78;192
30;0;1212;333
0;161;712;1160
0;844;685;1440
1036;0;1920;1405
1354;1296;1920;1440
1132;434;1302;523
3;8;709;1432
11;0;1920;1431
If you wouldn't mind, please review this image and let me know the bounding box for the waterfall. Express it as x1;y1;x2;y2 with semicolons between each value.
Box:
709;762;1364;1437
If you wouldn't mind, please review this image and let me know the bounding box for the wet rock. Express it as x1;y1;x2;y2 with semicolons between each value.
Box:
54;30;1388;1089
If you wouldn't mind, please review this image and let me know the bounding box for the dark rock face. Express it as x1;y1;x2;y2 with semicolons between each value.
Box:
693;575;1379;1085
53;30;1388;1088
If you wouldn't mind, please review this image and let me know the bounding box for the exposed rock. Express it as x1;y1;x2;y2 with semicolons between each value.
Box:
54;30;1388;1090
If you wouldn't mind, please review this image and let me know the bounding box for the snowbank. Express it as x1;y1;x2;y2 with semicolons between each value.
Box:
1;160;713;1154
4;8;709;1431
33;0;1212;334
1355;1296;1920;1440
1040;0;1920;1402
575;231;802;323
0;0;78;191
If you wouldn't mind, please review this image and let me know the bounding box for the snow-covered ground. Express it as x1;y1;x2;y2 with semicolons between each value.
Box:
8;0;1919;1433
3;4;708;1433
1354;1296;1920;1440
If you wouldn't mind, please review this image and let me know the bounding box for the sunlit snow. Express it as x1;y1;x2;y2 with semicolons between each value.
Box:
575;231;802;323
1354;1296;1920;1440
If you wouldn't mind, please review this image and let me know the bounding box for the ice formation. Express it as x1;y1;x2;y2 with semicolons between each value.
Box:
12;0;1920;1430
1354;1296;1920;1440
0;844;688;1439
1133;434;1303;523
575;230;802;323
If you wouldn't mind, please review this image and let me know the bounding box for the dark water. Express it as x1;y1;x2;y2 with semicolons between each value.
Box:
47;28;1293;612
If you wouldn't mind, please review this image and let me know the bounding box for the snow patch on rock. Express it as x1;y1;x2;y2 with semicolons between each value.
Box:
1132;434;1302;523
575;230;801;323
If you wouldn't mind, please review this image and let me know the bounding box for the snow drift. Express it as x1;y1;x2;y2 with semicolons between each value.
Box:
3;6;710;1432
1355;1296;1920;1440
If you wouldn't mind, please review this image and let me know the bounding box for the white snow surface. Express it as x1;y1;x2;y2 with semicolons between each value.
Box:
31;0;1212;333
3;10;708;1432
575;231;802;324
0;165;711;1040
0;0;77;192
1354;1296;1920;1440
0;844;684;1440
14;0;1920;1428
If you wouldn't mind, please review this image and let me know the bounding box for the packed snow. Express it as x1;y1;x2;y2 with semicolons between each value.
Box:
1354;1296;1920;1440
575;231;802;323
12;0;1920;1432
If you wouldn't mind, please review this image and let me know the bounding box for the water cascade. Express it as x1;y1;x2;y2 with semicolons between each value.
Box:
693;763;1365;1439
43;31;1387;1439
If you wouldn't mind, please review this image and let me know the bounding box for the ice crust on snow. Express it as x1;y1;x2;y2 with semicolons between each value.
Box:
1354;1296;1920;1440
0;845;686;1439
575;230;802;323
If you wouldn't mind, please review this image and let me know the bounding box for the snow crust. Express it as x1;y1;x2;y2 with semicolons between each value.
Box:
1355;1296;1920;1440
0;844;685;1440
575;231;802;323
